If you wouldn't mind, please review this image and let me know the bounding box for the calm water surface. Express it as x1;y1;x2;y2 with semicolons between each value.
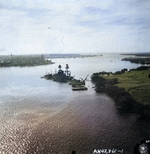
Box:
0;54;149;154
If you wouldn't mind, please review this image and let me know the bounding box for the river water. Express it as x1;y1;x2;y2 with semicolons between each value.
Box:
0;53;149;154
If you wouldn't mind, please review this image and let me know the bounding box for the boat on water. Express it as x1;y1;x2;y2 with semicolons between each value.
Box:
70;75;88;91
72;85;88;91
42;64;88;90
43;64;74;82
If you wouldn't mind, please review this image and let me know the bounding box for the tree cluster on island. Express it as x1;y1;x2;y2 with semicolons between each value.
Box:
0;54;54;67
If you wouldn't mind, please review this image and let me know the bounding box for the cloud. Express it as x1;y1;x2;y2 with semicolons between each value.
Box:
0;48;5;52
0;0;150;55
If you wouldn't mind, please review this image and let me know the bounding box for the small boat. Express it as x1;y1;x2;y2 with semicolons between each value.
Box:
72;85;88;91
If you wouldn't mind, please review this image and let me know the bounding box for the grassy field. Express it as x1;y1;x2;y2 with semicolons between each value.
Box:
105;69;150;105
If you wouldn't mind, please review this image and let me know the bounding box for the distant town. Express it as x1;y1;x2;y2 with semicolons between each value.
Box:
0;54;101;67
0;54;54;67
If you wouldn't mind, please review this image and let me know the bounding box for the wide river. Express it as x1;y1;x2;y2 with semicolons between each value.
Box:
0;53;150;154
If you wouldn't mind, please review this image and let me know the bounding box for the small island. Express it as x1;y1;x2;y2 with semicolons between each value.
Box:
0;54;54;67
91;66;150;119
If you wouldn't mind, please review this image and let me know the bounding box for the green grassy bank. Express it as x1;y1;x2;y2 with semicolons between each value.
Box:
104;68;150;105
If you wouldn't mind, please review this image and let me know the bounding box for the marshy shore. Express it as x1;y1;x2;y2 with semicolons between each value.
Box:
91;66;150;118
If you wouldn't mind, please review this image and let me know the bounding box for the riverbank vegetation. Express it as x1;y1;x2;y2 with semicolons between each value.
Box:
121;53;150;64
122;57;150;64
0;54;54;67
121;53;150;57
91;66;150;118
106;67;150;105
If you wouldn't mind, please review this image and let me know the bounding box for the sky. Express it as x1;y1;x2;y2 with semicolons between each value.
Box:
0;0;150;55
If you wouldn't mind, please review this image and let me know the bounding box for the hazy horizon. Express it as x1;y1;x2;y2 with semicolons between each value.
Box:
0;51;149;57
0;0;150;55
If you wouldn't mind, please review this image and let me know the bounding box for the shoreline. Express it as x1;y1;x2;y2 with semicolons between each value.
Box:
91;66;150;118
121;53;150;64
120;53;150;57
0;55;54;67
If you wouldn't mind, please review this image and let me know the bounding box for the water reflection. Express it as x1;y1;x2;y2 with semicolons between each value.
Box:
0;55;149;153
